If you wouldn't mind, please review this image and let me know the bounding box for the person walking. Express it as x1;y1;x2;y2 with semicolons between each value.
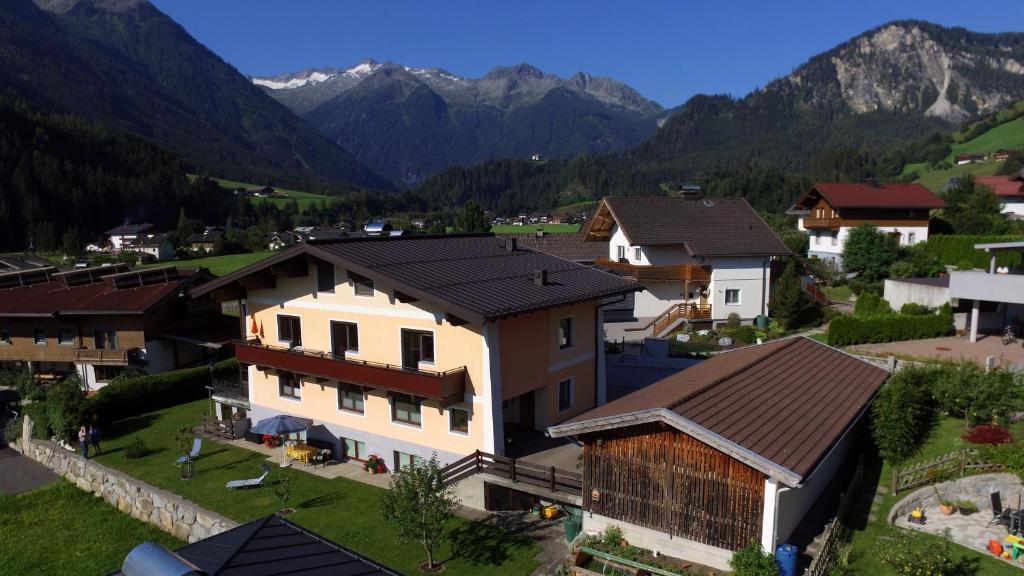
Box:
78;425;90;459
90;425;101;455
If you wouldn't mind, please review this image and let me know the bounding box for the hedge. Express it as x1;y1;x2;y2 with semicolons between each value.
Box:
827;312;953;346
922;235;1024;269
91;358;237;425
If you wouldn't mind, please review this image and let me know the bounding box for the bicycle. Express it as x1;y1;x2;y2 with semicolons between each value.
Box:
1003;325;1017;345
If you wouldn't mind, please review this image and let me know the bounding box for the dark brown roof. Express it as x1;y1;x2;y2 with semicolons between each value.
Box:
0;268;206;317
105;223;153;235
549;337;889;483
796;182;946;210
496;231;608;262
192;234;641;324
582;197;791;257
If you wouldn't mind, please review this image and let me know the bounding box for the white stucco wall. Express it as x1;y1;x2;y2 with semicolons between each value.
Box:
582;512;733;571
709;257;771;321
801;221;930;264
883;280;950;311
1002;199;1024;218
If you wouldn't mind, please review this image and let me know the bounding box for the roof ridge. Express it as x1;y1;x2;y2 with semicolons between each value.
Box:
666;337;801;411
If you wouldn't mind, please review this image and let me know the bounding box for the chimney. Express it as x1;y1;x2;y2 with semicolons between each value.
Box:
504;237;517;252
533;269;548;286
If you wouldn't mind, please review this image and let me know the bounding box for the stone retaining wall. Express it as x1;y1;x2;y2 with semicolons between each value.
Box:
18;416;238;543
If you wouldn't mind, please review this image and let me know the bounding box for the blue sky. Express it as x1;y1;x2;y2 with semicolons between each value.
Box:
152;0;1024;108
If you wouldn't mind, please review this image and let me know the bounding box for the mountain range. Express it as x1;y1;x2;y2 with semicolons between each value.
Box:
0;0;391;190
253;61;666;186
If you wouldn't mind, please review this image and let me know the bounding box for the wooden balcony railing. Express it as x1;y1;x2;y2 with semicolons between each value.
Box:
626;302;712;337
234;341;467;407
802;217;842;230
596;258;711;283
441;450;583;496
74;348;132;365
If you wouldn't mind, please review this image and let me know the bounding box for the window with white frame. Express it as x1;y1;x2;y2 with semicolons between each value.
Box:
725;289;741;305
277;315;302;347
558;317;574;350
330;321;359;357
33;328;46;345
57;328;76;346
449;408;470;434
908;232;916;244
394;450;424;471
278;372;301;399
616;245;625;260
400;329;434;368
633;247;641;262
558;378;574;412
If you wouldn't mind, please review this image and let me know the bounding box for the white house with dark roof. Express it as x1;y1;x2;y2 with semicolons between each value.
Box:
582;197;791;332
105;223;154;251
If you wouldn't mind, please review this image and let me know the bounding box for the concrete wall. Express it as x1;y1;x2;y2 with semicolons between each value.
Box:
709;257;771;321
582;512;733;571
17;416;237;543
950;271;1024;306
883;280;950;311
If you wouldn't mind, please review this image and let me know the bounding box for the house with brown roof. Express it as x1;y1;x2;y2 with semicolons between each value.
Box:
105;223;155;251
0;265;221;390
124;233;175;261
190;234;640;470
787;182;946;268
547;336;890;570
976;175;1024;218
187;227;224;253
582;197;791;330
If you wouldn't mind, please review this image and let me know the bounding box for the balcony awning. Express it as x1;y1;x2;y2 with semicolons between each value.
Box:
235;341;466;407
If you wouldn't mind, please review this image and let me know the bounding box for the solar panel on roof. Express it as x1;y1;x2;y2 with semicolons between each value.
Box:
53;263;129;288
0;267;54;289
108;267;180;290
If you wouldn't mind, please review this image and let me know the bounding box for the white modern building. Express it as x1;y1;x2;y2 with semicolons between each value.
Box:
787;182;945;269
949;241;1024;342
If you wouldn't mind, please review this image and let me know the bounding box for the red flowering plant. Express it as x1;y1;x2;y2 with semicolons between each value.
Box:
364;453;388;474
262;434;282;448
962;424;1013;445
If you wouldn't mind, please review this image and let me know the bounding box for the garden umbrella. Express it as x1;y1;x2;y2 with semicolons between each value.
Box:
251;415;308;466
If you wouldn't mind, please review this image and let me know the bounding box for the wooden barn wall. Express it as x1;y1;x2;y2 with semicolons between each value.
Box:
582;422;765;551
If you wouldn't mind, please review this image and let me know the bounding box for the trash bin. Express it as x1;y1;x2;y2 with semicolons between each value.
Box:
564;507;583;543
755;315;770;330
775;543;798;576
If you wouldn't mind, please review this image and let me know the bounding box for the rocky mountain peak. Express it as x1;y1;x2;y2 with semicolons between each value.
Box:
484;63;547;81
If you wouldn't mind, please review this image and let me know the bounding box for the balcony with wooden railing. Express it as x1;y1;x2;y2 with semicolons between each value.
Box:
234;341;467;407
625;302;712;337
802;217;842;230
595;258;711;283
74;347;134;365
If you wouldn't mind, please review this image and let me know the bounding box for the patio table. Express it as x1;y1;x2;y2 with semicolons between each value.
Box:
287;444;317;465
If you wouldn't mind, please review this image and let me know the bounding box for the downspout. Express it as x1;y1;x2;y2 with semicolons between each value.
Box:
595;294;627;407
760;259;768;317
771;484;792;552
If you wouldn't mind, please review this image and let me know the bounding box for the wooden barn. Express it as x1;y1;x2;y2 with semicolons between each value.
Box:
547;336;889;569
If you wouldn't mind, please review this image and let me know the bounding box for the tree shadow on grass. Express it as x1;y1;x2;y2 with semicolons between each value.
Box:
105;414;161;438
444;515;537;566
297;490;344;509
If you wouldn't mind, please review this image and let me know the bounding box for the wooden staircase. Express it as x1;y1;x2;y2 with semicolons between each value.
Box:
625;302;712;338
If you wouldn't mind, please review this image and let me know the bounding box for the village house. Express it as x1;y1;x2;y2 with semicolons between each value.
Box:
0;265;222;390
189;234;639;470
956;153;985;165
976;175;1024;218
582;197;790;332
994;149;1012;162
105;223;154;251
124;233;175;261
266;231;300;251
547;336;889;570
186;227;223;253
788;182;945;268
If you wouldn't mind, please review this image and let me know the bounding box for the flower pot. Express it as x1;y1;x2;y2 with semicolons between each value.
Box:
939;504;957;515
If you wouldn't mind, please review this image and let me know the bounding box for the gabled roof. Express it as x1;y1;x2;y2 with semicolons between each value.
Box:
496;231;608;262
976;176;1024;197
581;197;791;257
191;234;641;324
105;223;153;235
187;229;224;243
126;233;171;248
548;337;889;485
793;182;946;210
0;267;207;317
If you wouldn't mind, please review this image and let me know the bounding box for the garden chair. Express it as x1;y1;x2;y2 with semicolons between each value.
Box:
175;438;202;467
225;463;271;490
990;492;1012;528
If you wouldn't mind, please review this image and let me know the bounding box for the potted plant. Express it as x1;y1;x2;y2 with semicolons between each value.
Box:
956;499;978;516
364;453;387;474
936;493;957;515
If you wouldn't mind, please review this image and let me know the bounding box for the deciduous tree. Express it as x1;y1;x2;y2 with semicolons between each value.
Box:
382;454;459;571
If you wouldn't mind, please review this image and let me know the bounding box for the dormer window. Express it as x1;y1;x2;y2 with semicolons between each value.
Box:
351;272;374;297
316;263;335;293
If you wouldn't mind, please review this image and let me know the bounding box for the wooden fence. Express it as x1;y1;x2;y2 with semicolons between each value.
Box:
441;450;583;496
892;448;1004;494
804;460;864;576
202;416;240;441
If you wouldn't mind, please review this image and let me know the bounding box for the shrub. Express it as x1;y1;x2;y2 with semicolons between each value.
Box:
875;528;959;576
22;401;49;439
725;312;742;329
962;424;1013;445
899;302;933;316
853;292;892;317
826;311;952;346
3;416;23;445
932;364;1020;426
888;260;917;279
723;325;757;345
872;367;937;462
46;377;89;444
0;370;43;402
123;437;150;459
729;540;779;576
91;358;237;425
601;525;624;549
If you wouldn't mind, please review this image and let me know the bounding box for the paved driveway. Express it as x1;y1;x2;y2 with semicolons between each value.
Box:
0;447;57;495
851;334;1024;369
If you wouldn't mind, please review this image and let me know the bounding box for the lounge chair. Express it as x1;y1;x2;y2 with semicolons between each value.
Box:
990;491;1012;528
226;463;272;490
175;438;202;467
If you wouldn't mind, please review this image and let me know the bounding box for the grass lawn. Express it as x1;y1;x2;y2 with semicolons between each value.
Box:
825;285;855;305
490;224;580;234
844;417;1019;575
142;251;273;276
189;174;337;211
0;480;183;575
91;400;540;575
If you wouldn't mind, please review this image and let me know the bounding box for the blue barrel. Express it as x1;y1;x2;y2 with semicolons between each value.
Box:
775;543;798;576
